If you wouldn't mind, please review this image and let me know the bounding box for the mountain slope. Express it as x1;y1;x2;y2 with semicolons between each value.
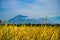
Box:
49;17;60;24
7;15;59;24
8;15;36;24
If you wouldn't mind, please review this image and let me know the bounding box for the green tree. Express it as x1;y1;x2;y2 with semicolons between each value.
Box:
0;20;2;24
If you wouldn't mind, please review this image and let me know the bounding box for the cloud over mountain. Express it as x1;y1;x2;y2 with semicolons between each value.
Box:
7;15;59;24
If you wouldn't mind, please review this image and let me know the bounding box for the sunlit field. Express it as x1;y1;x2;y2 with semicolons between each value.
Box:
0;24;60;40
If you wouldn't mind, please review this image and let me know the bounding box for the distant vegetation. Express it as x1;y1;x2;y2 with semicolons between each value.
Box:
0;20;2;24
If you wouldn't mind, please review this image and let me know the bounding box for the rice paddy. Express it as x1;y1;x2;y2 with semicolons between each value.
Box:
0;24;60;40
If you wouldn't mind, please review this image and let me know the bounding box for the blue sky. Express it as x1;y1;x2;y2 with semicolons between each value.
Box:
0;0;60;21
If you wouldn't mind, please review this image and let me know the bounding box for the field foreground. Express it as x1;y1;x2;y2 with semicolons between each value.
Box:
0;24;60;40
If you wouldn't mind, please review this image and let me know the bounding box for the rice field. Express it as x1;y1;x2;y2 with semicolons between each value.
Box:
0;24;60;40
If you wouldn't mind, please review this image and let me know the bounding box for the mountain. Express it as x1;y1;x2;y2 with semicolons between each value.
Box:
7;15;59;24
49;17;60;24
8;15;36;24
37;18;55;24
8;15;45;24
